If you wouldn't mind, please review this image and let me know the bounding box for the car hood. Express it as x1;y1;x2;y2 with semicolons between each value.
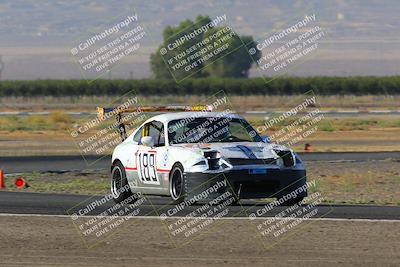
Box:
171;142;290;159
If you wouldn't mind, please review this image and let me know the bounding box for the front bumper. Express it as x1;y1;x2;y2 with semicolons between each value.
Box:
184;168;307;200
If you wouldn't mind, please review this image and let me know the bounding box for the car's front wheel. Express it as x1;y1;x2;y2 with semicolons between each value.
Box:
111;161;133;204
169;163;186;204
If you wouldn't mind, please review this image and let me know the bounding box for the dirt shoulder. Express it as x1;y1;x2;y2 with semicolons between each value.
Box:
0;216;398;267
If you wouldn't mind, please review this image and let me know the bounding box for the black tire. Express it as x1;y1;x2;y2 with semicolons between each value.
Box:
280;197;304;206
230;196;240;205
111;161;134;204
169;163;186;204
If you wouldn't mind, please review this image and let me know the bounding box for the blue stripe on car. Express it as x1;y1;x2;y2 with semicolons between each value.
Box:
236;145;257;159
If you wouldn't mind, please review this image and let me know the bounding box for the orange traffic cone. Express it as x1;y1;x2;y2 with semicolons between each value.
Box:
304;143;312;152
0;169;5;189
15;177;29;189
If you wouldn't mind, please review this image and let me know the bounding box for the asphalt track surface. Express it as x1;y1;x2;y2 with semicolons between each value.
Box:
1;151;399;173
1;152;399;220
0;191;399;220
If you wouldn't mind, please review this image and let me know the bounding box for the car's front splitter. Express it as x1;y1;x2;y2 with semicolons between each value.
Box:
184;168;307;200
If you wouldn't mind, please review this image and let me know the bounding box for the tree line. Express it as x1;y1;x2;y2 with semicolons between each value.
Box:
1;77;399;96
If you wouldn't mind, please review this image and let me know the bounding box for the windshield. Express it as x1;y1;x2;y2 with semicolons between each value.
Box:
168;116;262;144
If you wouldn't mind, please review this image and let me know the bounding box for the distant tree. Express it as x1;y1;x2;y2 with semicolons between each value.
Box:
150;15;261;79
203;34;260;78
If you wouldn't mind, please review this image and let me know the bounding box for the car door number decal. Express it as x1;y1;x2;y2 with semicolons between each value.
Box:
137;151;159;184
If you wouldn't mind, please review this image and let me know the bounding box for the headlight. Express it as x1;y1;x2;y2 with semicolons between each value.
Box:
274;150;295;167
203;150;221;170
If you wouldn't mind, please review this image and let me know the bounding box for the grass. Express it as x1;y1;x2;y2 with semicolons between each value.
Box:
1;94;400;112
1;113;400;133
1;114;400;156
0;113;72;132
317;121;335;132
307;179;321;194
4;171;109;195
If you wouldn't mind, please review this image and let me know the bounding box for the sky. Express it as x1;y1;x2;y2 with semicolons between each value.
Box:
0;0;399;80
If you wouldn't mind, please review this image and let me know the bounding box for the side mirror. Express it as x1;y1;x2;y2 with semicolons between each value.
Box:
261;135;271;143
141;136;154;147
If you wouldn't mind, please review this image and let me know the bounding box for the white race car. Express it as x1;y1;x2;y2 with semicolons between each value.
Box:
100;106;307;205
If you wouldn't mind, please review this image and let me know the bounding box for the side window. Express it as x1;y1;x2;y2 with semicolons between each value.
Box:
133;126;143;144
168;120;184;144
145;121;165;147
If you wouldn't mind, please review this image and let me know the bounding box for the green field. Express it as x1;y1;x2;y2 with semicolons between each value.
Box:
1;112;400;132
1;77;400;97
2;94;400;112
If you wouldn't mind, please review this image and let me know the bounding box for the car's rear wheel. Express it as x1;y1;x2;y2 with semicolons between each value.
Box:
111;161;134;204
169;163;186;204
230;195;240;205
